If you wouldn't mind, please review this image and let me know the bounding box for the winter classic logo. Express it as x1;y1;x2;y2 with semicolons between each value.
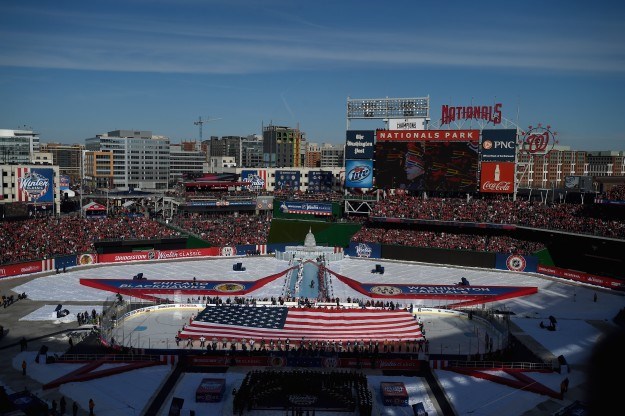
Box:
243;173;265;188
355;243;372;258
506;255;527;272
19;172;50;200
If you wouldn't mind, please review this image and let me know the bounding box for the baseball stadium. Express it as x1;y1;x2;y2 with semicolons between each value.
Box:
1;97;624;416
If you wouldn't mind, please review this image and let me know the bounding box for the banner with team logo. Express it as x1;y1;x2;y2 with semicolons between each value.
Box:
345;160;373;188
275;170;301;190
16;167;54;203
307;170;334;192
241;169;267;190
495;253;538;273
60;175;71;190
480;129;517;161
345;242;381;258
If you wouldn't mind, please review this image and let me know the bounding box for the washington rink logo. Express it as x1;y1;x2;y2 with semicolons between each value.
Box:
506;255;527;272
355;243;372;258
370;285;403;296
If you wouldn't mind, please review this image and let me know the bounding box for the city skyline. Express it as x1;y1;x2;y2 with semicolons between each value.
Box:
1;0;625;150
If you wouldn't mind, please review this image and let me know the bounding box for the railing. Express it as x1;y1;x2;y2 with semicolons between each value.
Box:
444;359;555;371
55;353;161;363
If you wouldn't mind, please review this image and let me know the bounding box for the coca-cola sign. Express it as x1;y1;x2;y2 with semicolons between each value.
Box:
482;181;512;192
480;162;514;194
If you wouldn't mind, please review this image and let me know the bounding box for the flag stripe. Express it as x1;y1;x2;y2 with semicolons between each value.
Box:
179;306;422;342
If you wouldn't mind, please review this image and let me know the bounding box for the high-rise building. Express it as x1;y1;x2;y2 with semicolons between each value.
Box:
85;130;170;191
320;143;344;168
0;129;39;165
516;147;625;190
241;135;264;168
169;141;206;183
305;143;321;168
40;142;84;184
262;124;304;168
83;150;114;190
587;151;625;177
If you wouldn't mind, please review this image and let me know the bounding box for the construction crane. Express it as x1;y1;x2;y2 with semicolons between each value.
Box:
194;116;222;141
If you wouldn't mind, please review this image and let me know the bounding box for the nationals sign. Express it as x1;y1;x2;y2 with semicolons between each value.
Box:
480;162;514;193
520;124;557;155
376;130;479;142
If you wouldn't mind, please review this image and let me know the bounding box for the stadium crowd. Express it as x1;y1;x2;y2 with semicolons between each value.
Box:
0;216;180;265
368;194;625;239
351;228;544;255
603;184;625;201
1;188;624;265
170;213;272;246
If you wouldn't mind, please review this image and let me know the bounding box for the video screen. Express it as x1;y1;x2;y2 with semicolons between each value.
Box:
374;141;478;192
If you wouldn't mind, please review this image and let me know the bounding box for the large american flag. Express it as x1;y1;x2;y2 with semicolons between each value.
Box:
179;306;422;342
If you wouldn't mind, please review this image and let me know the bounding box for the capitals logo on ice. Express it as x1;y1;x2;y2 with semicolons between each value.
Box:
355;243;372;258
19;172;50;201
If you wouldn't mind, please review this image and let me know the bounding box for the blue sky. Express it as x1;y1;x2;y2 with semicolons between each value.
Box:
1;0;624;150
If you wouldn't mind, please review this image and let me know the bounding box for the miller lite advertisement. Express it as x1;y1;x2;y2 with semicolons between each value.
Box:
16;167;54;203
345;159;373;188
480;162;514;194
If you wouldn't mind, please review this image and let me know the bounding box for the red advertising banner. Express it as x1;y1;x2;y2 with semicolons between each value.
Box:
97;247;223;264
376;130;479;142
0;260;43;279
537;265;625;291
480;162;515;193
